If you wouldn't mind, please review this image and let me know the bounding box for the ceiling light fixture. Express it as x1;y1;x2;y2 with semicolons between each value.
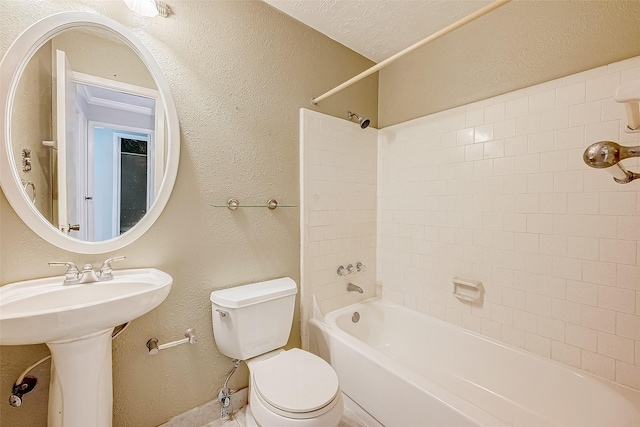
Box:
122;0;171;18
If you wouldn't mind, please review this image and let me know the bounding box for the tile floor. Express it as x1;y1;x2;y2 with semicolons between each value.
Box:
203;405;367;427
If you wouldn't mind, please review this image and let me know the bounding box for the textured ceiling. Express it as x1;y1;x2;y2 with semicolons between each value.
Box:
263;0;493;63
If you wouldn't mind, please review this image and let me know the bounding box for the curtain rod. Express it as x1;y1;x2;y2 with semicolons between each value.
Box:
311;0;512;105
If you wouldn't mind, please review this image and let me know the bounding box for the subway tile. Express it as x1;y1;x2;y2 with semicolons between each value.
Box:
582;260;617;287
526;214;553;234
617;312;640;340
362;57;640;392
494;118;517;140
503;288;527;311
513;309;538;333
465;143;484;161
555;126;585;150
567;193;599;215
556;82;586;108
491;303;514;325
562;65;607;85
527;173;554;194
529;90;556;113
539;193;567;214
599;192;637;216
586;72;621;101
526;78;562;95
466;108;485;128
541;107;569;131
618;217;640;241
515;154;540;174
539;234;567;256
475;124;494;143
553;214;583;237
503;213;526;232
585;120;620;143
616;264;640;291
581;215;616;239
506;97;529;118
538;316;565;342
493;156;516;176
566;323;597;351
516;113;542;136
483;139;504;159
525;332;551;358
567;236;600;261
599;239;637;266
503;174;528;194
616;361;640;390
582;305;616;333
598;285;636;314
601;97;626;122
553;171;584;193
552;298;582;325
457;127;474;145
566;280;597;306
502;325;526;348
608;56;640;72
526;293;552;317
552;341;581;368
540;150;568;173
569;100;602;127
504;135;528;156
552;257;582;281
528;131;555;153
598;331;635;363
485;103;506;123
581;349;616;380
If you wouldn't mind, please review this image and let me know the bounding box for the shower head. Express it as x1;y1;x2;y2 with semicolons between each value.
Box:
583;141;640;168
348;111;370;129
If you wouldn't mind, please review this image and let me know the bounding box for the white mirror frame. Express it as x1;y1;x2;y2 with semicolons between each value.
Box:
0;12;180;254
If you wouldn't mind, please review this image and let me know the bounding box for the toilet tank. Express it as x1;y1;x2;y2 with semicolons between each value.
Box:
210;277;297;360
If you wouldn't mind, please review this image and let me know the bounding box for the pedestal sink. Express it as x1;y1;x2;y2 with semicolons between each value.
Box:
0;268;172;427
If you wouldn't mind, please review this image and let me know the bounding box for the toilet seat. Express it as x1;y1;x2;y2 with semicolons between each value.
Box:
252;348;340;419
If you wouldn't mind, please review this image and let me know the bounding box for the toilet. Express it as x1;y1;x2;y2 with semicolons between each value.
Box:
210;277;343;427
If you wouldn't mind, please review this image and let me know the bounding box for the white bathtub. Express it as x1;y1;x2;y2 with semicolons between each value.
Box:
309;298;640;427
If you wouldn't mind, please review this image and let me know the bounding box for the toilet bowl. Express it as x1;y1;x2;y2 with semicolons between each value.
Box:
210;278;343;427
245;349;343;427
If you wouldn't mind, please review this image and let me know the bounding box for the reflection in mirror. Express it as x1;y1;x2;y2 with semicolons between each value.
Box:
11;27;165;242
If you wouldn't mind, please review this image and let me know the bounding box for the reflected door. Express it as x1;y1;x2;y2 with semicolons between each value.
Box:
55;49;81;236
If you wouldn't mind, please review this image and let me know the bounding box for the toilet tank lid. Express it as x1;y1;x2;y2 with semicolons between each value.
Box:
210;277;297;308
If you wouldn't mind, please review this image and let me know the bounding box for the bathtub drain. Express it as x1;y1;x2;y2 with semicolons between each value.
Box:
352;312;360;323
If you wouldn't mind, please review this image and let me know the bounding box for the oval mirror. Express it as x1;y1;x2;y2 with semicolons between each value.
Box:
0;12;179;254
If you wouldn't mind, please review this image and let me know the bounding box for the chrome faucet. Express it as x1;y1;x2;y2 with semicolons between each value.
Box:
49;256;125;285
347;283;363;293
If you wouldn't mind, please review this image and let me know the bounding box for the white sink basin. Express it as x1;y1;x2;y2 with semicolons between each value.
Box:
0;268;172;345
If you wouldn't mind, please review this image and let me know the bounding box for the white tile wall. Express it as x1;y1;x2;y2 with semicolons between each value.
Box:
300;109;377;347
377;56;640;390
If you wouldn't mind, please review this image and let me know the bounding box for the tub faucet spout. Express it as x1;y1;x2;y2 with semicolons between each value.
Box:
347;283;363;293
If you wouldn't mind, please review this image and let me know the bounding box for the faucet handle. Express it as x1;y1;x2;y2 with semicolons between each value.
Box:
48;261;81;285
346;264;356;275
356;262;366;273
98;256;126;280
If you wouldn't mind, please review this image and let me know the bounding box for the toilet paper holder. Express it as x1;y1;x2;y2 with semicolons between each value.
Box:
146;328;197;355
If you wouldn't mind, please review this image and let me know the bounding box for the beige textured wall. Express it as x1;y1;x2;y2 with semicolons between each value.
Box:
379;0;640;128
11;41;53;221
0;1;377;426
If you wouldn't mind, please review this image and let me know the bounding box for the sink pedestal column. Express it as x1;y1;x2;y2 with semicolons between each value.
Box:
46;328;114;427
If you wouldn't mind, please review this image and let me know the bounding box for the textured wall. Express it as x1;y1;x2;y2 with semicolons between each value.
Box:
299;109;377;348
379;1;640;127
378;56;640;390
0;1;377;426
